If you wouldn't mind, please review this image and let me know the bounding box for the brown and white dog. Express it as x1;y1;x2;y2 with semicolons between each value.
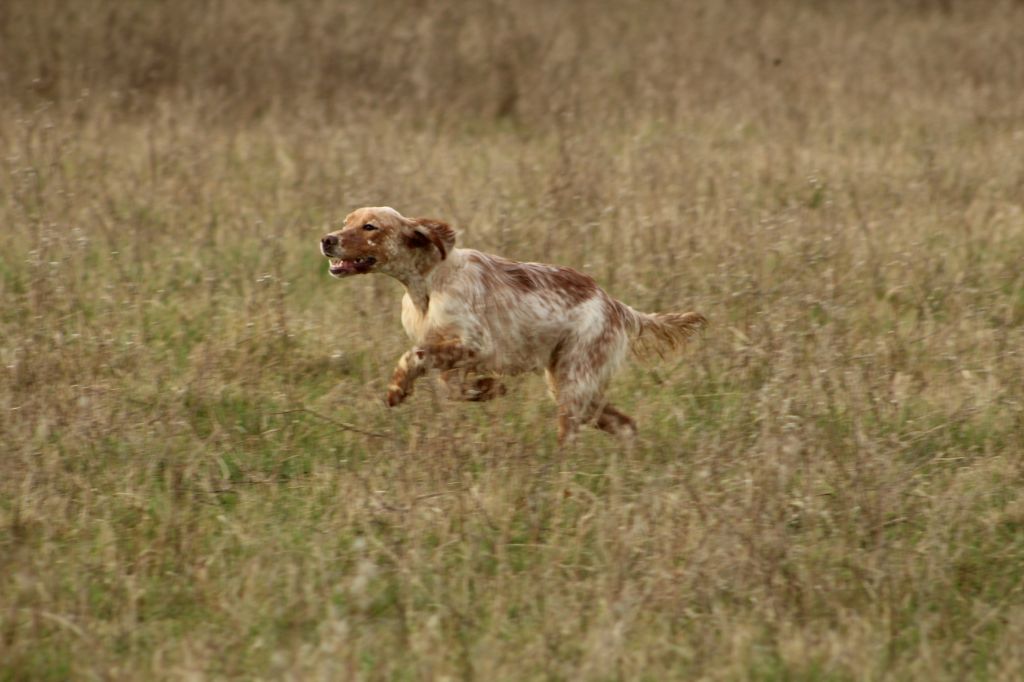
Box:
320;206;705;444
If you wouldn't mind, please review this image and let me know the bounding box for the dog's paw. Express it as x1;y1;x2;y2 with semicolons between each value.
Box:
385;385;407;407
466;377;507;402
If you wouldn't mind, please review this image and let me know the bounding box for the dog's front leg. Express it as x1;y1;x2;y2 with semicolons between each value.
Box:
386;340;477;407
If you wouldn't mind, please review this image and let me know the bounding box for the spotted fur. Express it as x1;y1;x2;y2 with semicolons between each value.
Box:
321;206;706;444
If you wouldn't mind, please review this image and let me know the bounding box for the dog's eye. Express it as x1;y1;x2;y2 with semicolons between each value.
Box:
362;224;378;231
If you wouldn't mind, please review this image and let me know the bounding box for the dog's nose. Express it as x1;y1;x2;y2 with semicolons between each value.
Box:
321;235;338;250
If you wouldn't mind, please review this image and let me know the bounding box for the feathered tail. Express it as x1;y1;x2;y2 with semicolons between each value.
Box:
627;308;707;358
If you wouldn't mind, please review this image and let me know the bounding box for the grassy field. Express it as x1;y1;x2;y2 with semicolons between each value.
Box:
2;1;1024;679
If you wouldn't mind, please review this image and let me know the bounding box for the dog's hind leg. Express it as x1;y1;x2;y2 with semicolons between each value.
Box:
545;360;604;446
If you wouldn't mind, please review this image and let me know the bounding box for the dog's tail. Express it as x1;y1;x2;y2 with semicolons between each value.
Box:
624;306;707;358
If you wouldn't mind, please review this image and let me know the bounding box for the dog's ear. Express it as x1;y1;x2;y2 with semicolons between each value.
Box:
404;218;456;260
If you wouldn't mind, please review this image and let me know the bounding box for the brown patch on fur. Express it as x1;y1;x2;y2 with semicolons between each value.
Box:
425;340;477;369
547;266;598;305
337;230;378;259
486;255;597;306
403;230;434;252
580;296;625;368
411;219;456;260
492;259;536;292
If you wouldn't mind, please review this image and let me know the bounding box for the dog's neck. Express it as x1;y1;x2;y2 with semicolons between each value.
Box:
392;251;458;314
399;273;431;314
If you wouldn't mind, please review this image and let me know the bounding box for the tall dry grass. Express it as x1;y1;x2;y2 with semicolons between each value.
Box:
2;0;1024;679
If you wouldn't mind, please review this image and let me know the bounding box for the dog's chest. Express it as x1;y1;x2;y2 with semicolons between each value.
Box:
401;293;446;344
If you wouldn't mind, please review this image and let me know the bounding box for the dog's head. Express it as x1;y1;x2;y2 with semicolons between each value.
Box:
320;207;455;280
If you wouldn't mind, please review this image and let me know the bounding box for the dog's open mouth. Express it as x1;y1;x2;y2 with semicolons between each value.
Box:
328;256;377;276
